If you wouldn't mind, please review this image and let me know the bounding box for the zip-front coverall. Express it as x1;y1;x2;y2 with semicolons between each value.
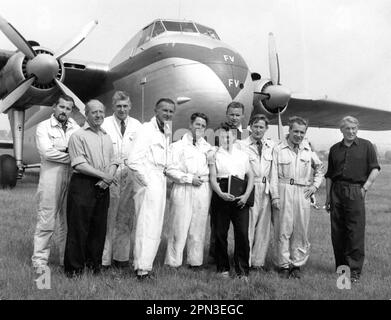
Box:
164;133;212;267
32;115;79;267
127;116;170;273
236;137;275;267
270;140;324;269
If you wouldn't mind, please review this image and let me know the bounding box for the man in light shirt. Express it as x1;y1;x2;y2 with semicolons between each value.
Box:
101;91;141;269
64;99;118;277
164;112;212;269
32;95;80;270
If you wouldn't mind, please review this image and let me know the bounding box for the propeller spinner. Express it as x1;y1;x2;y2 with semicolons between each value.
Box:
0;15;98;115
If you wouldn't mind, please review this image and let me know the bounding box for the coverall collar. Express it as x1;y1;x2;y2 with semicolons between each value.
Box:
248;135;271;147
113;114;129;127
50;114;76;129
183;132;208;147
283;138;310;151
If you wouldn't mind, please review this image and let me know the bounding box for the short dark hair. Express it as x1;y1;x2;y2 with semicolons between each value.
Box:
55;94;75;107
226;101;244;114
288;116;308;130
155;98;176;109
190;112;209;125
249;114;269;127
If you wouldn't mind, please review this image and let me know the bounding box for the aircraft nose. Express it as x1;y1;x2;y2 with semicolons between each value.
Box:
205;48;248;100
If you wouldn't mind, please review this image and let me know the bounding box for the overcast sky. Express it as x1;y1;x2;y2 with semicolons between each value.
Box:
1;0;391;152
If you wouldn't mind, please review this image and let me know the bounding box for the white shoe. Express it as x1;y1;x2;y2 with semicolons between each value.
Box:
218;271;230;278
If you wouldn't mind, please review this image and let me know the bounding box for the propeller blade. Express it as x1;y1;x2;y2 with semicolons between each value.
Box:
0;15;36;59
55;79;86;116
25;106;52;130
268;32;280;85
277;108;284;141
0;77;35;113
54;20;98;59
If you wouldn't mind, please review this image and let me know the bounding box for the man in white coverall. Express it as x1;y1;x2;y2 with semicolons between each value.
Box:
270;116;324;279
164;112;212;269
101;91;141;269
127;98;176;280
236;114;274;271
32;95;80;269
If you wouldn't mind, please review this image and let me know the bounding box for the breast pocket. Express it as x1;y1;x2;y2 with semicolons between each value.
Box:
299;153;311;167
49;133;65;149
278;154;292;177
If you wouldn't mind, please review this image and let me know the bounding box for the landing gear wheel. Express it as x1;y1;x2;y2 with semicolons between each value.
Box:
0;154;18;188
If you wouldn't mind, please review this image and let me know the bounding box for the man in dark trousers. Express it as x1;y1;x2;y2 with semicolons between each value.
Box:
64;99;118;277
325;116;380;283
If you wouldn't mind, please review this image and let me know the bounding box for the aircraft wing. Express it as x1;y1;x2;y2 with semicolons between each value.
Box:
62;58;109;102
0;140;13;149
272;97;391;131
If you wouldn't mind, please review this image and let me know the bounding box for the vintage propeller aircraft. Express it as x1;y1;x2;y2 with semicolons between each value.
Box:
1;16;391;188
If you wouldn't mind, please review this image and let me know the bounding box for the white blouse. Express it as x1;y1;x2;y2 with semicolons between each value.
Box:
214;145;250;180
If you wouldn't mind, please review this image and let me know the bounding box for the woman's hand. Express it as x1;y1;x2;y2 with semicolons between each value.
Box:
236;194;249;209
219;192;236;202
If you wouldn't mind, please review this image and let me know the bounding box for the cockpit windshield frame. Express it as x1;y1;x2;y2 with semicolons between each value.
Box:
137;20;221;48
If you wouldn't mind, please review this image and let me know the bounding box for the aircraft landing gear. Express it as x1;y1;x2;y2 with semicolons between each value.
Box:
0;154;18;189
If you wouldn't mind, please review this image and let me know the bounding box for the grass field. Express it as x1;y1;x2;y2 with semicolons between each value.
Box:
0;165;390;300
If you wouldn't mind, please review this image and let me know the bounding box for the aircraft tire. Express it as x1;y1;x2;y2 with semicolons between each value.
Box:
0;154;18;189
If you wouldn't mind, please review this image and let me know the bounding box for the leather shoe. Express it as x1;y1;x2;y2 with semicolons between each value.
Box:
113;260;129;269
278;268;290;279
290;267;301;279
351;271;360;283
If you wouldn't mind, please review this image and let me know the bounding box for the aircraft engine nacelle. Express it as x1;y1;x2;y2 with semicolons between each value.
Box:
252;78;289;115
0;48;65;108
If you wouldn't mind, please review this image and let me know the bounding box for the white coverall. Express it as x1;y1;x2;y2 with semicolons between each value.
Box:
236;137;275;267
164;133;212;267
32;115;80;267
101;115;141;266
270;139;324;269
127;116;170;272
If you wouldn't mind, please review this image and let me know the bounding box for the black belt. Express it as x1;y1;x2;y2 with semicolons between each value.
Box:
334;180;362;187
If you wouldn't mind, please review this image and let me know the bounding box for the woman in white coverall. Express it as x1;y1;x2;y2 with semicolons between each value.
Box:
270;116;324;279
101;91;141;268
236;114;274;270
127;98;176;280
32;95;80;269
164;112;212;269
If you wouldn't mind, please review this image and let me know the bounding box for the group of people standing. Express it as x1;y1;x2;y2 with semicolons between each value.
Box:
31;91;380;284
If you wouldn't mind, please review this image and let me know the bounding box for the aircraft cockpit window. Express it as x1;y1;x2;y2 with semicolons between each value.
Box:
152;21;166;37
162;21;197;33
195;23;220;40
163;21;181;32
180;22;197;33
138;23;154;47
